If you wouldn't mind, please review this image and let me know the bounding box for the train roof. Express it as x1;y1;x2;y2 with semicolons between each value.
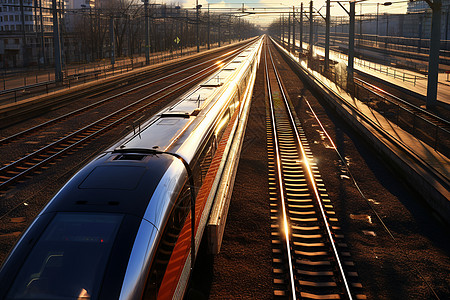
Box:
43;152;179;222
111;44;260;154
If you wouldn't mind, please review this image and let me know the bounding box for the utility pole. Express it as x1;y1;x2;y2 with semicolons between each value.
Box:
34;0;40;67
288;11;291;51
240;3;244;41
52;0;62;82
144;0;149;64
426;0;442;108
325;0;330;70
184;9;191;52
180;8;183;55
238;16;241;41
378;2;393;49
292;6;295;53
359;3;362;47
57;0;65;67
228;15;231;44
335;0;356;84
186;10;189;51
446;7;449;40
376;3;379;47
90;7;94;61
207;4;210;49
385;14;389;48
175;6;183;56
279;14;282;40
163;6;167;54
309;1;313;57
300;3;303;53
348;1;355;77
110;16;115;66
39;0;46;65
418;15;423;52
218;14;221;47
19;0;27;67
196;0;200;52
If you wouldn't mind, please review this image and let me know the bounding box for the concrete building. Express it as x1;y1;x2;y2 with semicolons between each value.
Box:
0;0;54;68
407;0;450;13
0;0;97;68
64;0;94;31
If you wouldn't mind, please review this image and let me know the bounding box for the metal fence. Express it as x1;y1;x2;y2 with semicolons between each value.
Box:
354;79;450;157
0;42;229;106
353;57;426;86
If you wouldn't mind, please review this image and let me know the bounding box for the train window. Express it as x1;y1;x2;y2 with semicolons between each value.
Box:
242;74;248;89
234;92;240;108
229;92;239;115
173;184;191;229
6;213;123;300
228;96;235;115
217;108;230;140
199;135;216;181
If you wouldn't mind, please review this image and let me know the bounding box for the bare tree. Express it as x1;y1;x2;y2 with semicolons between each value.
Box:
64;2;261;65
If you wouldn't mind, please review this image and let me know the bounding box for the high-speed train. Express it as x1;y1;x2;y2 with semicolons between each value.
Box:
0;38;263;300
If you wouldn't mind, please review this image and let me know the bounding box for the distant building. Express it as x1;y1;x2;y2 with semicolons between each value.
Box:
68;0;93;9
64;0;95;32
407;0;450;13
63;0;96;62
406;0;450;41
335;1;450;41
0;0;54;68
0;0;96;68
407;0;430;13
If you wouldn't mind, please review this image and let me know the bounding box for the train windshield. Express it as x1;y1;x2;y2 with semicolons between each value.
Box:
7;213;123;300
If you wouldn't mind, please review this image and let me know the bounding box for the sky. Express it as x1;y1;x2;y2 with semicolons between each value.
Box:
155;0;408;28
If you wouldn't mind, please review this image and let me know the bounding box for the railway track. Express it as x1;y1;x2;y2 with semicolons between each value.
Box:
354;77;450;156
264;38;365;299
355;78;450;131
0;42;253;146
0;44;251;192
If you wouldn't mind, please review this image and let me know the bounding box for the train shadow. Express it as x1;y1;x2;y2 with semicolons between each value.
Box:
185;238;213;300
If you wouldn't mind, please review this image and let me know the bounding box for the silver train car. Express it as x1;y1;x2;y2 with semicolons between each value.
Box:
0;38;263;300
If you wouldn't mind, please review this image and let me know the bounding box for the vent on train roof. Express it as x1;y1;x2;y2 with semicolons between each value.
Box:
114;154;147;161
160;112;190;118
200;83;223;87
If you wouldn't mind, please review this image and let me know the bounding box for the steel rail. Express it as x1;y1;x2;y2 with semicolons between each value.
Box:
267;42;354;300
265;40;297;300
354;77;450;129
302;87;442;300
0;41;255;145
0;44;253;190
